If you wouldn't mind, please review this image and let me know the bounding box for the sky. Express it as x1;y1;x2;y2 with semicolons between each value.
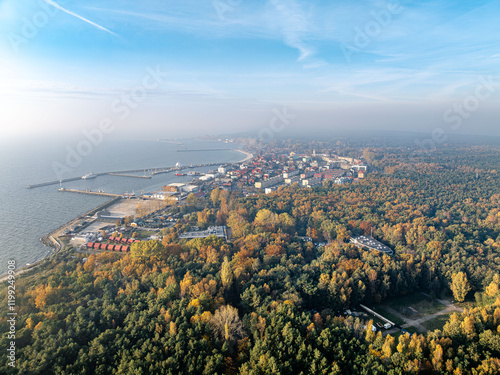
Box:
0;0;499;140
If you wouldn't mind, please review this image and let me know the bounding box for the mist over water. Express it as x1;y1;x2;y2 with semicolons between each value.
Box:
0;138;244;274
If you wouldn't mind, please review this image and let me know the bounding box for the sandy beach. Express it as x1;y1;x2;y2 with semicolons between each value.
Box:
234;149;253;163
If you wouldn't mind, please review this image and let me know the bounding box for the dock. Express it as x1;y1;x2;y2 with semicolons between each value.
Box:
27;176;86;189
58;188;122;197
27;161;228;189
107;173;151;179
176;149;231;152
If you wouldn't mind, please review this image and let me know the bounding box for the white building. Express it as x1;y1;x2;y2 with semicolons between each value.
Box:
351;165;368;171
181;184;199;193
283;170;299;178
334;177;351;185
199;173;216;181
255;175;283;189
302;177;322;187
153;191;178;200
284;176;300;184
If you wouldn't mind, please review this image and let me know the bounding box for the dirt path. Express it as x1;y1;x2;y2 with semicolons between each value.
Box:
383;294;464;333
383;306;428;333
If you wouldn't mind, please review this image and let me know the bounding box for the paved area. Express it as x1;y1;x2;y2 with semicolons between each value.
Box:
106;199;138;217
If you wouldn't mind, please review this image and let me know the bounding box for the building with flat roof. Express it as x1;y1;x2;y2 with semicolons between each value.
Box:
283;170;299;178
181;184;199;193
284;175;300;184
179;226;227;240
350;235;393;255
163;183;185;192
302;176;322;187
255;175;283;189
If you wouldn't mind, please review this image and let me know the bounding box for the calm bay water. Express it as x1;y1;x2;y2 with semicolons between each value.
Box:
0;138;243;274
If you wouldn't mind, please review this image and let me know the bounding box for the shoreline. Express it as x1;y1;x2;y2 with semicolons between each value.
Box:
0;197;122;281
6;149;252;280
234;149;253;163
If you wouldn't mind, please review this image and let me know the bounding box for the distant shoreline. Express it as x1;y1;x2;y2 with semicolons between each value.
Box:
234;149;253;163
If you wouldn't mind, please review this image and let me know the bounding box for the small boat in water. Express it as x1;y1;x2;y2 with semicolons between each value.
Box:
82;172;97;180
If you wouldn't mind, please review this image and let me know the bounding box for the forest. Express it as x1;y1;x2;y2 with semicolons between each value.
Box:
1;142;500;374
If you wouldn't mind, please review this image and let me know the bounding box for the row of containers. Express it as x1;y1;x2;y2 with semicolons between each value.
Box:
86;236;140;253
87;242;130;252
108;236;140;244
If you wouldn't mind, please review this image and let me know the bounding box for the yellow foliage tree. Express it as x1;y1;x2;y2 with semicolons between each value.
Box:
169;321;177;336
25;317;35;330
486;276;500;297
221;256;233;288
451;272;471;302
381;335;395;358
431;343;443;370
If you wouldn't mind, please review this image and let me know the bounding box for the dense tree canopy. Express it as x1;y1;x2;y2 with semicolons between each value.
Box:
1;143;500;374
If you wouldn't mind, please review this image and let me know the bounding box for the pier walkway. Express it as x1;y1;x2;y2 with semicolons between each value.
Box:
27;158;250;189
106;173;151;179
58;188;122;197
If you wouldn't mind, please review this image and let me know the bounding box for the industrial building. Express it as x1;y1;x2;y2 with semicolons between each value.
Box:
179;226;228;240
350;236;393;255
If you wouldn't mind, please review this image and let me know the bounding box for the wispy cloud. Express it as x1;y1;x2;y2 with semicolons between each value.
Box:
270;0;313;61
43;0;117;36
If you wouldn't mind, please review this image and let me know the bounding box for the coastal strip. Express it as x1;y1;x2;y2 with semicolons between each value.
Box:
0;197;122;281
11;149;255;280
234;149;254;163
41;196;122;249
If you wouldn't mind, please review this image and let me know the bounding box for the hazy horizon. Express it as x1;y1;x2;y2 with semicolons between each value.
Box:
1;0;499;139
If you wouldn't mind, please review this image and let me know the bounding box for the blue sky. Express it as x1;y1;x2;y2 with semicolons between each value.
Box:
0;0;499;138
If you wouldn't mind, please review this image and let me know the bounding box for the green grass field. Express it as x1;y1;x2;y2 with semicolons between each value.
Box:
380;293;445;318
374;307;405;326
404;326;419;334
422;313;451;332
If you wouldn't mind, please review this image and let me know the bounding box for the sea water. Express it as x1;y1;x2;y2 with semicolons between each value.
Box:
0;137;244;274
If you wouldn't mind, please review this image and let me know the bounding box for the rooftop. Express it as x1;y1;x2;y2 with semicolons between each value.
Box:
350;235;393;255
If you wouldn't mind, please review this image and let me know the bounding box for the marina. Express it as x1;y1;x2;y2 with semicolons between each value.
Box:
1;140;251;275
26;162;227;189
